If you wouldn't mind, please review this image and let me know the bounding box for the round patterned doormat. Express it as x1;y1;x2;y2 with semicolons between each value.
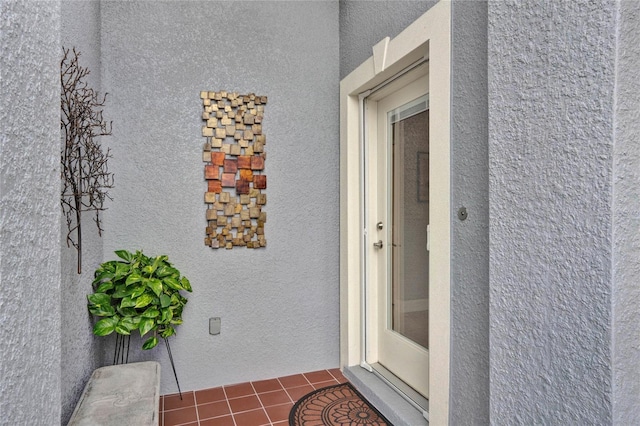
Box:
289;382;393;426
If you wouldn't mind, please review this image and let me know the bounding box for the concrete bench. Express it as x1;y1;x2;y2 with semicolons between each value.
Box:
67;361;160;426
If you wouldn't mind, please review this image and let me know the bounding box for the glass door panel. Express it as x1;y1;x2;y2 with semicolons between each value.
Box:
391;107;429;351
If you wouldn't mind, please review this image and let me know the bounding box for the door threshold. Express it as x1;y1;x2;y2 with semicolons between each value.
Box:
369;362;429;412
343;366;428;426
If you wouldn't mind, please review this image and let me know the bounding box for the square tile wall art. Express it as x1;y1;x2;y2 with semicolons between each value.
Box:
200;91;267;249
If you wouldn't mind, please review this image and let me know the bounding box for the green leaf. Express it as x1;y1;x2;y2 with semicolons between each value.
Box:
92;270;115;285
140;322;155;337
112;285;131;299
120;297;137;308
138;317;155;336
160;308;174;324
114;250;134;262
95;281;114;293
117;306;137;317
88;304;116;317
130;285;146;298
134;293;153;309
151;255;166;271
173;305;184;316
87;293;111;306
163;276;183;291
181;277;192;292
169;318;183;325
155;265;172;277
161;327;175;338
146;278;163;297
125;272;143;286
114;262;130;279
93;317;118;336
142;336;158;350
159;294;171;308
115;323;131;335
141;307;160;318
118;317;138;331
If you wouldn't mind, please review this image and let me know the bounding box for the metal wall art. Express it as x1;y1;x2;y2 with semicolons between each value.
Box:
61;47;114;273
200;91;267;249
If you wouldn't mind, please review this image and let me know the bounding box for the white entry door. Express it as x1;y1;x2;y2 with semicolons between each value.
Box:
366;71;430;399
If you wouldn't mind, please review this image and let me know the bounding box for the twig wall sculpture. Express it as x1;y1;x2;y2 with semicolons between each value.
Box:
61;47;114;273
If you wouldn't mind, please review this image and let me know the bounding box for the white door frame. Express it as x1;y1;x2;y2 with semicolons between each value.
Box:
339;1;451;423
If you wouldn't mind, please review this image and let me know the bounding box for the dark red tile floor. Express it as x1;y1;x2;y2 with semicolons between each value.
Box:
160;369;348;426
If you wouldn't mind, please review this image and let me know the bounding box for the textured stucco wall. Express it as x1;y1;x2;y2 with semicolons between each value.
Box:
60;1;105;423
339;0;437;79
613;0;640;422
450;1;490;423
0;1;62;424
488;1;616;422
99;0;340;394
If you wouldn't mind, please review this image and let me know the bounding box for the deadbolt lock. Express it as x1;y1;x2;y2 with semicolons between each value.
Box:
376;222;384;230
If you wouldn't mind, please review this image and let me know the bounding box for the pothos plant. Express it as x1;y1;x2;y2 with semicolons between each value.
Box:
87;250;192;350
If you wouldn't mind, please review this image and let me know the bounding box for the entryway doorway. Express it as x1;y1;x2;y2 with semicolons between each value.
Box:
339;1;450;423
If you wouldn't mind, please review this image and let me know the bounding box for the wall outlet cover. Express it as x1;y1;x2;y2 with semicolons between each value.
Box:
209;317;221;335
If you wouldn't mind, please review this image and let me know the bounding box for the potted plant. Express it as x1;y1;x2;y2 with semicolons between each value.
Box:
87;250;193;351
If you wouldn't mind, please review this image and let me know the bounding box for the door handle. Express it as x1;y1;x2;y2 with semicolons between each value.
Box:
373;240;383;249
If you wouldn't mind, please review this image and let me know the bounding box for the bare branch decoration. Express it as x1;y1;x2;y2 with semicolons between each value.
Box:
61;47;114;274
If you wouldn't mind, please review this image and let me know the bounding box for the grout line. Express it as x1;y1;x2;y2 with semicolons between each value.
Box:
275;378;295;404
327;368;342;382
301;372;314;386
250;381;271;423
265;402;294;425
192;391;200;425
222;386;239;426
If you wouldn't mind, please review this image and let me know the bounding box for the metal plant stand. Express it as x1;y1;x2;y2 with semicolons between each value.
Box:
113;334;131;365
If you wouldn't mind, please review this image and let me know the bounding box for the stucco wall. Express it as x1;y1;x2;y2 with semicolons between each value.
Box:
613;0;640;422
0;1;63;424
488;1;616;422
60;0;105;423
99;0;340;394
450;1;490;423
339;0;437;79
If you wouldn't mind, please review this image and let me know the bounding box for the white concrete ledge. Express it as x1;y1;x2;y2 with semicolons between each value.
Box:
67;361;160;426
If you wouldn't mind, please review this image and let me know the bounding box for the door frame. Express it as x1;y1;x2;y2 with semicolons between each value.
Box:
339;1;451;423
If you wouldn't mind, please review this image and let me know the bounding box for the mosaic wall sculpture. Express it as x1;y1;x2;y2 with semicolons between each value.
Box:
201;91;267;249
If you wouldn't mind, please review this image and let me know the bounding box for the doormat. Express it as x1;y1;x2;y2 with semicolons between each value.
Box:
289;382;393;426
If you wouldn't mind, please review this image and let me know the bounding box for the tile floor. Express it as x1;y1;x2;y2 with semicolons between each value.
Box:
160;369;348;426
